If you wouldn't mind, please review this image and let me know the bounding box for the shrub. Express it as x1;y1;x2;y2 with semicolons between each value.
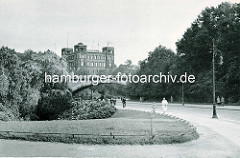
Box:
60;100;116;120
0;111;15;121
36;89;73;120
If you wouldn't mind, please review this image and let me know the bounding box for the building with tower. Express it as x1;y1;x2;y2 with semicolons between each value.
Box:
61;43;115;74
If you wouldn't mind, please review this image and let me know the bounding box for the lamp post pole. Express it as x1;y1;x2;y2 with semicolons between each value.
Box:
182;83;184;106
179;53;186;106
212;39;218;118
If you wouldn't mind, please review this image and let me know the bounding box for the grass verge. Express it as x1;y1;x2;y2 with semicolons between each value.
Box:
0;109;199;144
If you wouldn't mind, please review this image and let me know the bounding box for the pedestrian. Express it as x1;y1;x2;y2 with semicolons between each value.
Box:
122;97;126;108
221;96;225;107
100;95;104;101
162;98;168;114
110;97;115;106
170;96;173;103
152;102;156;114
217;96;221;106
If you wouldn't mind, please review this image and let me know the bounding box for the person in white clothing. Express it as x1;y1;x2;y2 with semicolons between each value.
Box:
162;98;168;114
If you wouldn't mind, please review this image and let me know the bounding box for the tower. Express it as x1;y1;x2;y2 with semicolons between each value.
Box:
74;43;87;52
102;47;114;69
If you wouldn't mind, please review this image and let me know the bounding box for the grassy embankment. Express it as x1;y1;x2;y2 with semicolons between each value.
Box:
0;109;199;144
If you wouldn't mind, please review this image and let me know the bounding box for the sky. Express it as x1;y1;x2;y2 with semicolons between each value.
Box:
0;0;239;65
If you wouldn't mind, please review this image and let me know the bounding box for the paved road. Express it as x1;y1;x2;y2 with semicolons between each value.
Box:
1;101;240;158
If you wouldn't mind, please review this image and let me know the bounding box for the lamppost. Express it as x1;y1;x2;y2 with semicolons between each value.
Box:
182;83;184;106
179;53;185;106
212;39;218;118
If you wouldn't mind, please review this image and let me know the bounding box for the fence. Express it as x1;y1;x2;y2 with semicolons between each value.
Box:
0;129;196;139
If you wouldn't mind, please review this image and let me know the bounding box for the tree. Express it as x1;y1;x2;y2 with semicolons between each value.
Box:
127;45;177;100
176;2;240;103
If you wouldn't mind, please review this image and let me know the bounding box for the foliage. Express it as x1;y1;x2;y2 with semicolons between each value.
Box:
36;89;72;120
126;46;177;100
61;100;116;120
0;103;15;121
125;2;240;104
176;2;240;103
0;47;71;120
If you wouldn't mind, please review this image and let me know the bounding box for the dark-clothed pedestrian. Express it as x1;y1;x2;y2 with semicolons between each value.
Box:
122;97;126;108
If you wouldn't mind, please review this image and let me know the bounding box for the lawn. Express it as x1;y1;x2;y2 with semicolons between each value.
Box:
0;109;199;144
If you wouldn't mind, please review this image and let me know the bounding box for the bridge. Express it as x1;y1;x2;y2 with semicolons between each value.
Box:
68;78;127;95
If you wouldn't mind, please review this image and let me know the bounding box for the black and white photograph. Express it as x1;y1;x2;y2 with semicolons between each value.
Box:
0;0;240;157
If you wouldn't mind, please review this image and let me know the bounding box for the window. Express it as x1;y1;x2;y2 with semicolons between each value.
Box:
103;62;105;67
92;62;94;67
96;62;98;67
99;62;102;67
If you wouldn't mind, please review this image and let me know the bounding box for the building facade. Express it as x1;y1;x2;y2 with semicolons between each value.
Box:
61;43;114;74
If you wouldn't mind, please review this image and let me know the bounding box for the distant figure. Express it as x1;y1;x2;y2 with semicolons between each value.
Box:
221;97;225;106
170;96;173;103
152;103;156;114
140;96;143;103
100;95;104;101
122;97;126;108
217;96;221;106
110;97;115;106
114;97;116;105
162;98;168;114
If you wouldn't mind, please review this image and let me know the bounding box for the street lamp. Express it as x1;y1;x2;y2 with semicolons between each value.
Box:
182;83;184;106
179;53;186;106
212;39;218;118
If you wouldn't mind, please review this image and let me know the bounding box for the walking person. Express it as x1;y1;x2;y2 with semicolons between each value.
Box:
217;96;221;106
221;96;225;107
122;97;126;108
162;98;168;114
110;97;115;106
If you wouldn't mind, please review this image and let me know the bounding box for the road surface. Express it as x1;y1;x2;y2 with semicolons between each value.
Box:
0;101;240;158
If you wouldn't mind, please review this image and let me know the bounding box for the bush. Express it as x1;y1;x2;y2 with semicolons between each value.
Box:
0;111;15;121
60;100;116;120
36;89;73;120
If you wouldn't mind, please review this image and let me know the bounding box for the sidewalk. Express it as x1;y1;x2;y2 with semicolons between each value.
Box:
170;103;240;111
127;100;240;111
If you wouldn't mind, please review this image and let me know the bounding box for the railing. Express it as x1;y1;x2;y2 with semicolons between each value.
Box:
0;130;196;139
